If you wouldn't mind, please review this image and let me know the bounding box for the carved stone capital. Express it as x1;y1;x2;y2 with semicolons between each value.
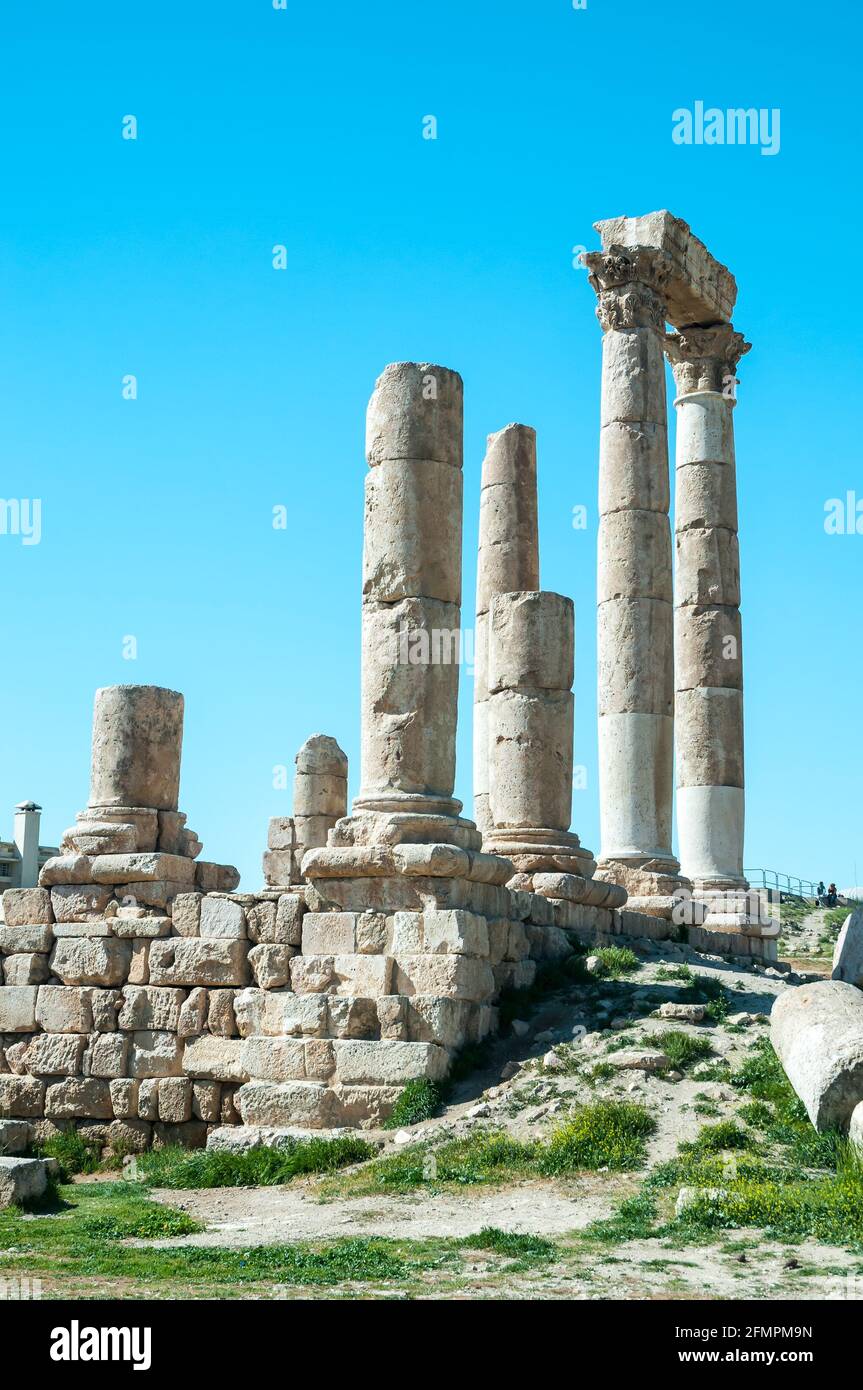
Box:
583;245;673;333
665;323;751;394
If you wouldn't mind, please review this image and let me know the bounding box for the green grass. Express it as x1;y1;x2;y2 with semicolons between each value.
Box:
35;1130;102;1178
679;1121;754;1155
383;1079;444;1130
457;1226;558;1266
323;1099;656;1197
590;946;640;979
135;1136;376;1189
824;905;853;933
652;1029;714;1073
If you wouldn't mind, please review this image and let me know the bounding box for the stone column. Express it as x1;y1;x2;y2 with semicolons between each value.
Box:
88;685;184;813
583;247;686;914
355;361;464;821
665;324;750;894
483;592;624;908
293;734;348;866
474;424;539;832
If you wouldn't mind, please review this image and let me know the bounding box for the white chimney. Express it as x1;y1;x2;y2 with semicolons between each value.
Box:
14;801;42;889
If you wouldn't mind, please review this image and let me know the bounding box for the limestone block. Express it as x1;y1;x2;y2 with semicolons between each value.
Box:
84;805;159;852
220;1087;240;1125
83;1032;129;1079
39;855;93;887
597;597;674;715
117;880;192;911
377;996;408;1041
89;684;184;812
246;900;277;944
363;456;462;603
152;1120;207;1150
487;592;574;694
105;1118;151;1153
333;955;393;998
267;816;296;851
331;1083;402;1126
421;910;488;957
182;1036;249;1083
51;920;114;938
301;913;357;956
236;1080;335;1129
109;1079;139;1119
45;1078;113;1120
200;897;247;939
118;986;186;1032
147;938;249;988
196;862;241;893
393;955;494;1001
476;425;539;616
50;889;113;922
262;849;296;887
674;395;735;469
157;811;187;856
333;1039;448;1085
171;893;202;937
598;420;670;516
127;941;150;986
832;910;863;990
493;959;536;992
207;989;238;1037
233;989;328;1039
599;327;667;427
294;814;340;860
487;688;573;831
675;527;740;607
290;956;335;994
365;361;463;469
50;938;131;988
675;687;744;787
240;1036;307;1082
327;997;378;1039
0;1076;45;1118
61;822;137;856
0;925;53;955
158;1077;192;1124
129;1031;183;1079
22;1034;86;1076
0;1156;47;1207
248;944;294;990
36;986;93;1034
137;1079;160;1121
1;888;53;927
506;921;530;961
90;853;196;886
3;953;49;986
594;211;737;326
191;1080;221;1123
356;914;388;954
597;710;674;860
597;510;673;604
676;460;738;533
359;596;459;801
274;895;304;946
111;916;171;939
771;981;863;1130
675;605;742;692
178;987;208;1038
0;1119;32;1155
0;986;38;1033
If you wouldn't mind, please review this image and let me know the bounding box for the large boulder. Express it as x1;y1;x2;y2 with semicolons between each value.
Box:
832;908;863;988
771;979;863;1130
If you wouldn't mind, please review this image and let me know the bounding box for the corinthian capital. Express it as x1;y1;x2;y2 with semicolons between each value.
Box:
664;323;751;394
582;245;673;333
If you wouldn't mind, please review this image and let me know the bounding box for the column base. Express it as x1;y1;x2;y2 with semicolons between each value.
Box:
595;855;690;920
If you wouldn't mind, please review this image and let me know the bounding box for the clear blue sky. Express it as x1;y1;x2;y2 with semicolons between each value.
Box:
1;0;860;890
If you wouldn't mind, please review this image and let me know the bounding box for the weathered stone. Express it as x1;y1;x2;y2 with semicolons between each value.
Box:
3;953;49;986
233;989;328;1038
22;1034;86;1076
158;1077;192;1124
333;1039;448;1085
327;997;379;1039
392;955;494;1001
248;944;294;990
86;988;121;1032
183;1036;250;1083
236;1080;334;1128
207;989;237;1037
88;684;184;812
199;897;247;939
83;1032;129;1079
137;1078;160;1121
110;916;171;939
109;1078;139;1119
771;981;863;1130
833;910;863;990
39;855;93;887
0;986;38;1033
61;821;138;856
89;853;196;886
171;893;202;937
36;986;93;1034
0;1119;32;1155
196;862;241;893
177;987;208;1038
191;1080;221;1123
240;1036;307;1082
45;1078;113;1119
50;938;131;988
274;895;305;945
1;888;53;927
301;913;357;956
245;900;277;944
106;1118;151;1153
0;1156;47;1207
0;925;53;955
147;938;249;988
129;1031;183;1079
118;986;186;1032
0;1076;45;1118
609;1050;671;1073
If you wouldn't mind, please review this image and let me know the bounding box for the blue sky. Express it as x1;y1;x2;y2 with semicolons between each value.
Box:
1;0;860;890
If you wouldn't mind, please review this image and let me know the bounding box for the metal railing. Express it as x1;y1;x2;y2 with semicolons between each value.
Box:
745;868;819;900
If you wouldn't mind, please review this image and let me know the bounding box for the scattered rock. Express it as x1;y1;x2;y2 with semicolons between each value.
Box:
657;1002;706;1023
542;1050;565;1072
585;956;602;975
609;1050;671;1073
675;1185;727;1216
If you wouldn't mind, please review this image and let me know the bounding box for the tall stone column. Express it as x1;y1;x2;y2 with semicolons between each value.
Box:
483;591;624;909
89;685;184;813
665;324;750;895
583;247;687;915
355;361;464;823
474;424;539;832
294;735;348;867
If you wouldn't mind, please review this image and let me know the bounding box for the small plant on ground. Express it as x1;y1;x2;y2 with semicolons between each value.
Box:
136;1136;376;1189
539;1101;656;1174
383;1079;444;1129
652;1029;714;1073
591;946;640;979
36;1130;101;1178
